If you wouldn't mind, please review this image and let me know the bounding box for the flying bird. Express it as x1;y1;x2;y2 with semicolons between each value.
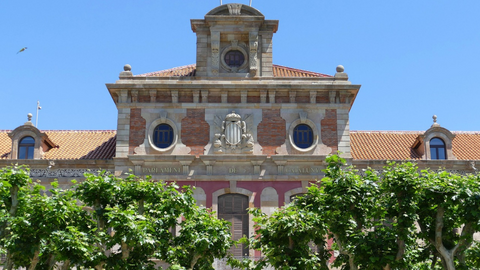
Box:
17;47;27;54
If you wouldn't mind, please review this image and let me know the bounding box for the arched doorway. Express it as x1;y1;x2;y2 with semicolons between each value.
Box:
218;194;249;258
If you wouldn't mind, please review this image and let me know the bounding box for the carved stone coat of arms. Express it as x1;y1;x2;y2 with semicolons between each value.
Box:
213;111;254;154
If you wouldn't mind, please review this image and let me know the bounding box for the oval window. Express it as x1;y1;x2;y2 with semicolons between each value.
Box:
224;50;245;68
293;124;313;149
153;124;174;148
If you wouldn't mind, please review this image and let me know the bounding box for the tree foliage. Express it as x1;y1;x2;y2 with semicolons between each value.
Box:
0;167;232;270
234;155;480;270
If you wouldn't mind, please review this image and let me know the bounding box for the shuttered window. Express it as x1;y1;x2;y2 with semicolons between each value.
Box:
218;194;249;258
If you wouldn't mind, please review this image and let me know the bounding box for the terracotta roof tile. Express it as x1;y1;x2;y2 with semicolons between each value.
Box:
137;64;332;78
0;130;116;160
351;131;480;160
3;129;480;161
0;131;12;159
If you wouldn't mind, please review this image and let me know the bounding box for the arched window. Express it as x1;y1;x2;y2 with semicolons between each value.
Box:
218;194;249;258
430;138;446;160
18;136;35;159
153;124;174;149
293;124;313;149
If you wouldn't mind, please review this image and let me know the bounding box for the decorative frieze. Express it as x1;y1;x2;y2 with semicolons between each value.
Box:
249;31;258;76
260;90;267;103
131;90;138;103
310;91;317;104
268;90;276;104
119;90;128;103
193;90;200;103
241;90;248;103
30;168;110;178
171;90;179;103
211;31;220;76
289;91;296;103
149;90;157;103
329;90;337;104
201;90;209;103
202;160;216;175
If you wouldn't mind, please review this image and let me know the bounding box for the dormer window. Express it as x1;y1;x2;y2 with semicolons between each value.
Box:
430;138;446;160
8;114;56;160
412;115;456;160
18;136;35;159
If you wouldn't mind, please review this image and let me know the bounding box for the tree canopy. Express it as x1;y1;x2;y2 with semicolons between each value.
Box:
0;166;232;270
234;155;480;270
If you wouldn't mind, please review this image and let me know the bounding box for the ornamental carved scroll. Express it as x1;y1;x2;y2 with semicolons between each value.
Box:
213;111;254;154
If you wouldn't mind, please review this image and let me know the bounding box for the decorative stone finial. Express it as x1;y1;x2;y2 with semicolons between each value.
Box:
24;113;33;126
119;64;133;79
334;65;348;81
431;115;440;127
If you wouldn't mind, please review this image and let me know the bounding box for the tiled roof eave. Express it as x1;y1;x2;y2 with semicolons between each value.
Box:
135;64;332;78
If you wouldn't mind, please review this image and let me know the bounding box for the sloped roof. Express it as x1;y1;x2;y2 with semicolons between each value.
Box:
137;64;332;78
0;130;116;160
3;129;480;161
351;131;480;160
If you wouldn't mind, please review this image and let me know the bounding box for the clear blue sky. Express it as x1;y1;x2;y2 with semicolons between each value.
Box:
2;0;479;131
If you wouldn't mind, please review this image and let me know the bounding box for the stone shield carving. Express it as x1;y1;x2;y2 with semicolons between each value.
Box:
214;111;254;154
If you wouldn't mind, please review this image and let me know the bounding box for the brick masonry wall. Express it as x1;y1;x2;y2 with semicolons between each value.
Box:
257;109;286;156
321;109;338;153
181;109;210;156
228;96;241;103
179;93;193;103
129;108;146;154
247;96;260;103
157;92;172;103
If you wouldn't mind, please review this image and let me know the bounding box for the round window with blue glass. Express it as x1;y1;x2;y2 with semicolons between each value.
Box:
153;124;174;149
293;124;313;149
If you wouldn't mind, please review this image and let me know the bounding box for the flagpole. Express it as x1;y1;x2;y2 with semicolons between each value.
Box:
36;101;41;127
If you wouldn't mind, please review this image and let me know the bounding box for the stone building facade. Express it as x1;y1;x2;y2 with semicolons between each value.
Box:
1;3;480;267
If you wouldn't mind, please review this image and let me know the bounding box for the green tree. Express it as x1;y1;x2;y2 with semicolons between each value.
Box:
0;165;32;270
75;171;233;270
167;207;232;270
240;202;330;270
417;170;480;270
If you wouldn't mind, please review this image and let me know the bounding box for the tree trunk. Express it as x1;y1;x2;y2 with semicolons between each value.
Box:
138;199;145;215
94;262;105;270
60;259;71;270
121;241;130;260
46;253;56;269
188;254;201;270
3;251;14;270
433;206;456;270
443;256;456;270
9;186;20;216
333;233;357;270
316;241;329;269
27;249;41;270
